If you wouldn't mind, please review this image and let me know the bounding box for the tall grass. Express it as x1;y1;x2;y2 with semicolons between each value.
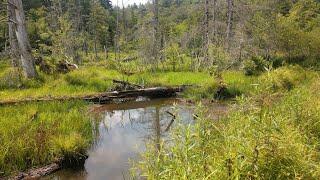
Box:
0;101;93;177
134;68;320;179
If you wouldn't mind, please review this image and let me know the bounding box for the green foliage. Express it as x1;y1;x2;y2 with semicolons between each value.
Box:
64;68;115;92
260;65;308;92
183;82;217;100
162;44;193;72
243;56;270;76
208;44;232;71
276;0;320;64
0;69;45;90
0;101;93;176
135;73;320;179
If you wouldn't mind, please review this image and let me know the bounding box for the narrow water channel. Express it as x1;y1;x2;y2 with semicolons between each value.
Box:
44;98;195;180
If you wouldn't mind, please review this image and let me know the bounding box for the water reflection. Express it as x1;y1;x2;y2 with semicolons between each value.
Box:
45;98;194;180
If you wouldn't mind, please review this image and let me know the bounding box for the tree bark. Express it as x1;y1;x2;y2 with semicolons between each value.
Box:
114;0;120;61
7;0;19;67
8;0;37;78
226;0;234;51
213;0;217;43
152;0;159;63
204;0;210;62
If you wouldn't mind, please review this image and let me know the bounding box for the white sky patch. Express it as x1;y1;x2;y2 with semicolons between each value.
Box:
111;0;149;7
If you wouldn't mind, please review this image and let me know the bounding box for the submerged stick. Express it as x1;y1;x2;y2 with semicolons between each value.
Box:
165;111;176;132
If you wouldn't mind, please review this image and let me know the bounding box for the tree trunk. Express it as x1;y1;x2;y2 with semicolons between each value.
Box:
94;36;98;60
122;0;127;42
153;0;159;63
114;0;120;61
204;0;209;62
213;0;217;43
9;0;37;78
7;0;19;67
226;0;234;51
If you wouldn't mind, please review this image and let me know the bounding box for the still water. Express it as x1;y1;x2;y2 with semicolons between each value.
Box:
45;98;195;180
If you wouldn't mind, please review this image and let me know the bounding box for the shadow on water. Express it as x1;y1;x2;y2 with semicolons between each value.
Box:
44;98;195;180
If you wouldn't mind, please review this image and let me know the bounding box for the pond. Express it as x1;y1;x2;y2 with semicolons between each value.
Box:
44;98;195;180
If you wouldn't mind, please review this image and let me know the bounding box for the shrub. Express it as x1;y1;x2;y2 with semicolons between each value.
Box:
243;56;270;76
0;69;22;90
259;65;307;91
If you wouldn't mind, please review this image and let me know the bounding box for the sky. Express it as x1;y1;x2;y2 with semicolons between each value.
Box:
110;0;149;7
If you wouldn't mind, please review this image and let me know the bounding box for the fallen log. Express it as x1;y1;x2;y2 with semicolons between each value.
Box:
0;87;184;106
10;163;60;180
84;87;182;104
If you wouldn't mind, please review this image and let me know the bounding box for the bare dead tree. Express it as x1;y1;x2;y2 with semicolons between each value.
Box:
8;0;37;78
152;0;159;64
204;0;210;63
213;0;217;43
7;0;19;67
226;0;234;51
114;0;120;61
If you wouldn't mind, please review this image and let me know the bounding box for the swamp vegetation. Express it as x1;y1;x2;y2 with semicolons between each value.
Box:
0;0;320;179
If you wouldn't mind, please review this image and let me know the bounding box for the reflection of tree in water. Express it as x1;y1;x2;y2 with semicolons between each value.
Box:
91;99;194;153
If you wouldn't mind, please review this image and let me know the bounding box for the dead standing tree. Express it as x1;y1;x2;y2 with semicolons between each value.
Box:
226;0;234;51
152;0;160;65
6;0;19;67
7;0;37;78
204;0;210;63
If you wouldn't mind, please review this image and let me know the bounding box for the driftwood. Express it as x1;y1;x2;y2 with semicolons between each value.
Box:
0;87;184;106
10;163;60;180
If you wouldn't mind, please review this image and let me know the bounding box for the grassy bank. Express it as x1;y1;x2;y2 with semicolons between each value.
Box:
134;67;320;179
0;101;93;177
0;64;257;102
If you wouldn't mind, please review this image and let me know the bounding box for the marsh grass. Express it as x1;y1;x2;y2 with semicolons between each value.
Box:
0;101;93;177
134;69;320;179
0;64;311;103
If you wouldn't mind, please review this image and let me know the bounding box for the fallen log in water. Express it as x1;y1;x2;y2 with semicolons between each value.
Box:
83;87;182;104
0;87;184;106
10;163;60;180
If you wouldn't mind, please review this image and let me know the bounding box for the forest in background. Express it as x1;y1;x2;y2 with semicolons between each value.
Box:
0;0;320;74
0;0;320;179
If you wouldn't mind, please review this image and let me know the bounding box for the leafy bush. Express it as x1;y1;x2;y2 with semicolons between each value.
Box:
260;65;307;91
243;56;270;76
